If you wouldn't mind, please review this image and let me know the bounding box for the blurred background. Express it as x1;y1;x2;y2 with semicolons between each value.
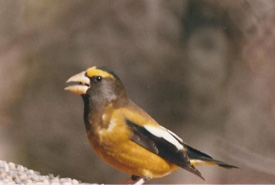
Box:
0;0;275;184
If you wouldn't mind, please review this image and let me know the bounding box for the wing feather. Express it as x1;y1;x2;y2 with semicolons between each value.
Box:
126;120;204;179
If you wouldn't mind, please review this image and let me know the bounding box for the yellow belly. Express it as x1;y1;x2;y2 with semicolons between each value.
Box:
87;131;178;178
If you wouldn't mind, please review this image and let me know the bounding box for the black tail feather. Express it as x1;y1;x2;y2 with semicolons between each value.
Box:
201;158;239;169
184;164;205;180
184;144;238;169
184;144;213;160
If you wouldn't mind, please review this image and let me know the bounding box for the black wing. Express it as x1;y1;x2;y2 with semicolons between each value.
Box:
126;120;204;179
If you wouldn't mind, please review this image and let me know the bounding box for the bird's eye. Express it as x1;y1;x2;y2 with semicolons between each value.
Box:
96;76;102;82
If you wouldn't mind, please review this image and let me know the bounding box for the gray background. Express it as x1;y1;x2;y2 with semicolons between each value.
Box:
0;0;274;184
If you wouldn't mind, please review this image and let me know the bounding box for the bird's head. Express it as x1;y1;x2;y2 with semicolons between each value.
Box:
65;66;127;105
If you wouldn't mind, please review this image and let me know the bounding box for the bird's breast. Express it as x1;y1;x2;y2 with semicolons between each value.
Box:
86;127;177;178
87;107;131;147
85;114;178;178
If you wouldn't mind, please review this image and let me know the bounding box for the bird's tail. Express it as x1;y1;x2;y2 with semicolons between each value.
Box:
184;163;205;180
185;144;238;169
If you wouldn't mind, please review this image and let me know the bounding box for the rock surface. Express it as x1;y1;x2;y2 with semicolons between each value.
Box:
0;160;82;184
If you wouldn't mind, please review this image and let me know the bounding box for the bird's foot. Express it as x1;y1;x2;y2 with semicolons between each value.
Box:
133;175;150;185
123;175;150;185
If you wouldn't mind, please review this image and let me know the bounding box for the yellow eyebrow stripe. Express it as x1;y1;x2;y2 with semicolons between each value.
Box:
86;66;115;79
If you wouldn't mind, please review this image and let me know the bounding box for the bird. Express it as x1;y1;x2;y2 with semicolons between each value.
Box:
65;66;237;184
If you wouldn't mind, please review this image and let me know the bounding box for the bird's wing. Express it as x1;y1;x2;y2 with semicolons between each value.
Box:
126;120;187;162
126;119;204;179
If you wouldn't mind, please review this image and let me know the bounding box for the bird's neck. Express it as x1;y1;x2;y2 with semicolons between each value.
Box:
82;94;127;131
82;95;93;130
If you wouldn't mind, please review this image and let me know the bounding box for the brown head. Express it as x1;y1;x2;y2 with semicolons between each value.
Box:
65;66;128;128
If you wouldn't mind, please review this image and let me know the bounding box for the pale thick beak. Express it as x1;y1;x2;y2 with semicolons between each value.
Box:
65;71;90;95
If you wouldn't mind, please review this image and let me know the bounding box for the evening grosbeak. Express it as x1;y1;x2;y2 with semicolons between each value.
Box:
65;66;237;184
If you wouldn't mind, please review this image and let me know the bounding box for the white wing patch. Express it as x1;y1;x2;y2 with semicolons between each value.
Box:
144;125;183;150
163;126;183;143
